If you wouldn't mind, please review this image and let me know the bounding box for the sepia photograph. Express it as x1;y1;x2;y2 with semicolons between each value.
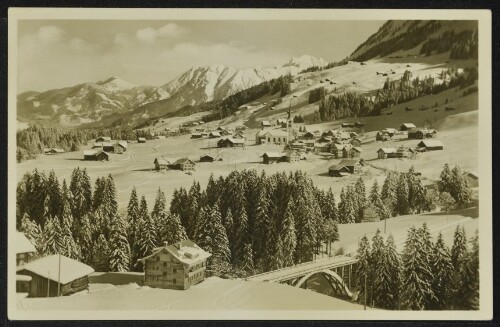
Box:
7;8;493;320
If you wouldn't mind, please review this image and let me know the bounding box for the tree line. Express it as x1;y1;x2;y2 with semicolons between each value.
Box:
356;224;479;310
420;29;478;60
316;67;478;122
17;168;342;277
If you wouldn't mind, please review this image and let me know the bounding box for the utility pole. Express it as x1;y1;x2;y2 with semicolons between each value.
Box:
47;271;50;298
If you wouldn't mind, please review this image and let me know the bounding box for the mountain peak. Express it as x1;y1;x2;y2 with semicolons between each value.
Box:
96;76;136;91
285;55;327;68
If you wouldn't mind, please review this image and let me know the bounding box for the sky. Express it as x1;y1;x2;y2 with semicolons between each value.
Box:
17;20;385;93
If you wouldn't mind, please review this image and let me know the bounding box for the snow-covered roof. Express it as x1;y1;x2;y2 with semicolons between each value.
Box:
96;136;111;141
401;123;416;128
263;152;284;158
154;158;170;165
17;255;94;284
219;137;245;144
15;232;36;254
83;150;97;156
261;120;271;126
139;240;211;265
418;140;444;147
263;129;288;137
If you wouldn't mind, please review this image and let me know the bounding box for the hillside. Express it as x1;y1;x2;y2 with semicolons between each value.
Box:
349;20;478;62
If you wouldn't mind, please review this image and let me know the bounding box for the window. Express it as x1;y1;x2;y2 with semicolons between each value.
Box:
173;279;176;285
163;272;167;277
156;256;160;261
173;268;177;273
163;262;168;268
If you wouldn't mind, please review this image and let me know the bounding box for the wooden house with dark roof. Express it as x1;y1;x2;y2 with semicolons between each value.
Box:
262;152;283;164
154;158;170;170
168;158;196;171
200;154;216;162
83;150;109;161
138;240;211;290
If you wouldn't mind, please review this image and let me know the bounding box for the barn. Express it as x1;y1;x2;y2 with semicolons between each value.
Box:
262;152;283;164
191;133;202;139
154;158;170;170
328;159;363;177
217;137;245;148
400;123;416;131
83;150;109;161
344;146;362;158
138;240;211;290
44;148;65;155
200;154;216;162
17;255;94;297
377;148;397;159
417;140;444;151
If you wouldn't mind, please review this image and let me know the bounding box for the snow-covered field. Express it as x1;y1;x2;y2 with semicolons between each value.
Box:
17;277;368;311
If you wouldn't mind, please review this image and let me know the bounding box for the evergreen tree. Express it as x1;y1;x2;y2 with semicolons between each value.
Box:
370;229;384;306
396;173;410;215
439;163;452;194
126;187;140;249
373;234;401;309
467;230;480;309
280;201;297;267
134;196;157;271
91;234;110;272
429;232;454;310
450;225;473;309
92;177;105;212
198;205;231;274
381;172;398;216
355;235;371;303
354;178;367;223
40;216;63;256
20;214;42;253
70;167;93;223
108;214;131;272
400;226;435;310
151;188;166;227
239;243;255;275
45;170;63;220
160;212;188;245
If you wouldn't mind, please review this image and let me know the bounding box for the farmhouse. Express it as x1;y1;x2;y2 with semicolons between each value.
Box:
16;232;36;266
44;148;65;155
95;136;111;143
317;136;333;143
138;240;211;290
191;133;203;139
217;137;245;148
282;150;301;163
17;255;94;297
83;150;109;161
314;142;331;154
285;141;307;152
262;130;289;145
262;152;283;164
261;121;272;128
417;140;444;151
137;137;147;143
103;141;127;154
328;159;363;177
200;154;216;162
331;143;347;158
168;158;196;171
400;123;416;131
154;158;170;171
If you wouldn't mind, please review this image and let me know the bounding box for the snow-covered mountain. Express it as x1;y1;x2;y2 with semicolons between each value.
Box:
17;55;327;127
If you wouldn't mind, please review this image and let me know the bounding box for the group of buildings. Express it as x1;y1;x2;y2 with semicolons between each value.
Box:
82;136;148;161
15;231;212;297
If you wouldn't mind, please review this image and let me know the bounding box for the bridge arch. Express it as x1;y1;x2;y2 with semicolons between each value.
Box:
294;269;353;299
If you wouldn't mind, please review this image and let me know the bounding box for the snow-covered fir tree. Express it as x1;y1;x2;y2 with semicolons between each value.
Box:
429;232;454;310
108;214;131;272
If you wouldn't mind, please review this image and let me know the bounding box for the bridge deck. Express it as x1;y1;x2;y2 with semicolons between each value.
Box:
247;255;358;282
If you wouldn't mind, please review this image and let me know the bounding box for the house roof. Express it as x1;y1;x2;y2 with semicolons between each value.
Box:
83;150;97;156
96;136;111;141
261;120;271;125
339;159;360;167
210;131;221;136
200;154;215;159
138;137;146;141
15;232;36;254
378;147;397;153
263;152;284;158
139;240;211;265
384;128;397;133
352;147;362;152
263;129;288;137
282;150;300;156
402;123;416;128
154;158;170;165
173;158;195;165
115;141;128;148
17;255;94;284
44;148;64;153
418;140;444;147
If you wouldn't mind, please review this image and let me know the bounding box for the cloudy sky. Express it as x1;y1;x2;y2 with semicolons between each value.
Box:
17;20;385;93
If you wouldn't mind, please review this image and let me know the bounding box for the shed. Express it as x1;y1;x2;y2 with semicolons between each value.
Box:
44;148;65;155
377;148;397;159
217;137;245;148
137;137;147;143
191;133;202;139
261;121;271;128
154;158;170;170
417;140;444;151
83;150;109;161
17;255;94;297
